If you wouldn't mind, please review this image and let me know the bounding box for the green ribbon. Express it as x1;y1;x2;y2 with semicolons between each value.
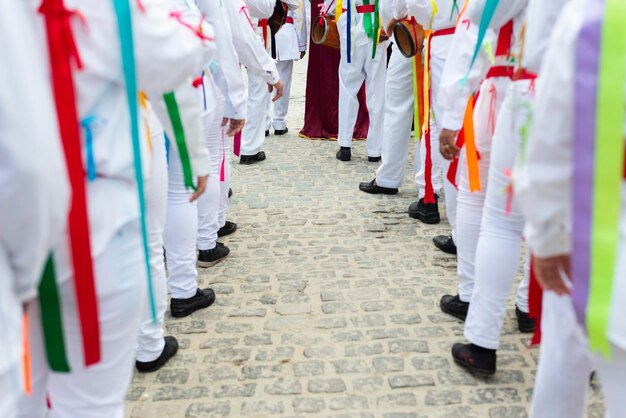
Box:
362;0;373;38
112;0;156;321
371;0;379;59
587;0;626;357
163;92;197;190
450;0;459;22
38;256;70;372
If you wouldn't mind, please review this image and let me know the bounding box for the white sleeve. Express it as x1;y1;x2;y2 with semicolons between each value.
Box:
467;0;527;28
229;0;280;84
522;0;570;74
298;3;308;51
134;0;217;93
439;20;492;131
246;0;276;18
406;0;433;27
514;5;579;257
149;83;211;178
283;0;301;11
196;0;248;119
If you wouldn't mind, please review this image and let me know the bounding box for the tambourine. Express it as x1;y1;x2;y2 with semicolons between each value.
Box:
393;19;425;58
311;15;340;50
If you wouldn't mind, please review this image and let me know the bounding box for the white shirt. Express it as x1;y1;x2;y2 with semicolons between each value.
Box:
275;0;308;61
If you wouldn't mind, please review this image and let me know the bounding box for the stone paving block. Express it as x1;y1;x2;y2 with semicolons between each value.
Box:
328;395;369;411
388;375;435;389
152;386;210;401
213;384;256;398
255;346;295;362
264;378;303;395
155;369;189;385
376;393;417;407
243;333;272;346
293;360;325;376
352;376;384;392
425;389;463;406
185;401;230;417
292;398;326;413
350;313;386;327
468;388;522;405
388;340;429;353
240;401;285;416
307;378;348;393
345;342;384;357
332;359;372;374
373;357;405;373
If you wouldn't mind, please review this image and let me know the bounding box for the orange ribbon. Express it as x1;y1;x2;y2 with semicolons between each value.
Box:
462;96;480;192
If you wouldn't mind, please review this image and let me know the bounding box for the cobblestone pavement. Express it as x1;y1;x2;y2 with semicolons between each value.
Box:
125;59;605;418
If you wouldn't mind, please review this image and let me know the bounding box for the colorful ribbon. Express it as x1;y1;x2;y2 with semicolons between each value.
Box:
465;0;499;83
163;92;196;190
462;96;480;192
371;0;380;59
112;0;157;322
39;0;101;368
574;0;626;357
412;49;424;141
22;313;32;394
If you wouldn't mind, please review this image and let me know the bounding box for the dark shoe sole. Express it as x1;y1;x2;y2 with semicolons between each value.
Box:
197;254;228;268
452;356;496;376
409;211;441;224
135;336;179;373
440;300;468;321
218;223;238;238
368;156;382;162
359;184;398;195
170;290;216;318
274;129;288;135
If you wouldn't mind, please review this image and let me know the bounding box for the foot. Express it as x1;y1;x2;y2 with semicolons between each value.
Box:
359;179;398;195
336;147;351;161
451;343;497;376
217;221;238;238
136;336;179;373
265;130;270;136
433;234;457;255
197;242;230;267
368;156;382;162
170;288;216;318
240;151;266;165
515;306;536;333
408;197;440;224
228;188;233;198
440;294;469;321
274;128;289;135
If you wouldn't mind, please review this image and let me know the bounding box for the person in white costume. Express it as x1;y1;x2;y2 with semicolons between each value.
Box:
449;0;535;376
435;10;532;334
325;0;388;162
18;1;215;417
516;0;626;416
239;0;293;165
266;0;308;136
0;3;70;416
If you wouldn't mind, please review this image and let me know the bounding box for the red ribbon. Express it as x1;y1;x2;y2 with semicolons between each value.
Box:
39;0;101;366
494;20;513;57
528;255;543;345
234;132;242;157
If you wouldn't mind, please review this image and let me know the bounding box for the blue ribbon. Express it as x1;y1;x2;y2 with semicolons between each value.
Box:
112;0;156;321
80;115;98;181
463;0;499;85
347;0;351;63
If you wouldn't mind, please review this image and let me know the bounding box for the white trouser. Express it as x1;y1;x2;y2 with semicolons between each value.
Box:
136;130;168;363
164;149;198;299
0;367;19;418
338;39;386;157
455;77;509;301
414;54;457;227
464;80;533;350
531;291;626;418
269;60;294;131
19;221;145;418
375;43;418;189
241;70;271;156
197;89;228;251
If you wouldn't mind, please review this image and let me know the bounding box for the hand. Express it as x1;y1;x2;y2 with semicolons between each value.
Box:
439;129;460;160
189;175;208;202
386;18;402;38
268;80;284;102
379;30;390;42
227;119;245;136
300;51;306;59
533;254;572;296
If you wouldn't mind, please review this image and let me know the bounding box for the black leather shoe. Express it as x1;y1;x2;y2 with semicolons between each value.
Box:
265;130;270;136
170;288;216;318
433;234;457;255
368;156;382;162
336;147;351;161
516;306;536;333
440;294;469;321
228;188;233;198
197;242;230;267
451;343;496;376
218;221;237;237
408;197;440;224
359;179;398;195
136;336;179;373
274;128;288;135
240;151;266;165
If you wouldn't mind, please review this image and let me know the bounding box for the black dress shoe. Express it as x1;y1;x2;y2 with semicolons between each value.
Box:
336;147;351;161
265;130;270;136
136;336;179;372
274;128;288;135
440;294;469;321
170;288;216;318
228;188;233;198
408;197;440;224
359;179;398;195
368;156;382;162
217;221;237;237
433;234;457;255
451;343;496;376
516;306;536;333
240;151;266;165
197;242;230;268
